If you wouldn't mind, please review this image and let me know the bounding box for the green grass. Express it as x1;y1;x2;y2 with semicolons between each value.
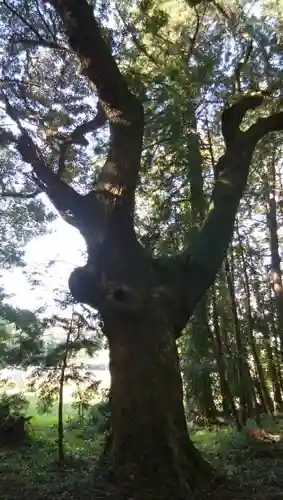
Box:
191;417;283;490
26;394;99;451
0;395;104;500
0;396;283;499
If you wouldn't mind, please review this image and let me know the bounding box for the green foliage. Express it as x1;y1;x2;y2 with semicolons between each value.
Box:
35;376;58;415
0;390;31;447
0;297;45;368
85;391;110;435
0;0;283;495
0;406;282;499
71;379;100;423
0;391;29;419
30;366;101;417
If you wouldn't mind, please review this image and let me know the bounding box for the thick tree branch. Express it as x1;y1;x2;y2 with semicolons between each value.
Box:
248;112;283;143
2;93;83;224
46;0;130;106
175;95;283;332
47;0;144;213
221;94;264;148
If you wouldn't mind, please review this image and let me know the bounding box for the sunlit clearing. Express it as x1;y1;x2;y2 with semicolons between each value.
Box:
2;217;86;313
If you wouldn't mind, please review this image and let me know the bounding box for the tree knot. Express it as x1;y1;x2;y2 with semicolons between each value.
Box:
104;282;142;314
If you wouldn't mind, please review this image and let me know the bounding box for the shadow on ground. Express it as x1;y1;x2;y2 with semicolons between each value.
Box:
0;416;283;499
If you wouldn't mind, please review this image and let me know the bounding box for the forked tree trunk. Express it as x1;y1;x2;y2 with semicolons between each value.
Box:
102;311;214;499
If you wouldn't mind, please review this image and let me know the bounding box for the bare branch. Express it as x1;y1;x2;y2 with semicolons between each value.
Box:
3;0;45;42
47;0;131;107
0;174;40;199
34;0;57;41
12;37;70;52
0;188;41;199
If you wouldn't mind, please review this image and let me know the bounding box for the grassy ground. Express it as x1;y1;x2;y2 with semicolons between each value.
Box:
192;419;283;498
0;398;283;499
0;397;104;500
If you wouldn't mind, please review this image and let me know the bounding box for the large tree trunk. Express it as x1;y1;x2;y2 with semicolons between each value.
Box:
102;312;214;499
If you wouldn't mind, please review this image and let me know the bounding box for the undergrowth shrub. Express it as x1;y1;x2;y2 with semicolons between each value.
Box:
0;392;31;446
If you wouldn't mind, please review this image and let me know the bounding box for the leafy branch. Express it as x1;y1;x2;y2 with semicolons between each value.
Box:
1;92;83;224
57;101;106;178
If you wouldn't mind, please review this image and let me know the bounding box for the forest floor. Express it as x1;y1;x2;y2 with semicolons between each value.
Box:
0;403;282;500
193;417;283;500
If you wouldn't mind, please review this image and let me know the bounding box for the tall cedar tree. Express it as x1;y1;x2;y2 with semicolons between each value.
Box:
3;1;283;498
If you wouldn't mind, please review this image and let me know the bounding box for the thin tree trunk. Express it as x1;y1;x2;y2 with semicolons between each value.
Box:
249;258;283;410
183;99;216;421
266;155;283;356
58;373;65;461
266;346;283;410
187;303;217;420
268;282;283;392
58;313;74;462
211;287;241;429
264;330;283;409
236;225;274;415
225;254;254;425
